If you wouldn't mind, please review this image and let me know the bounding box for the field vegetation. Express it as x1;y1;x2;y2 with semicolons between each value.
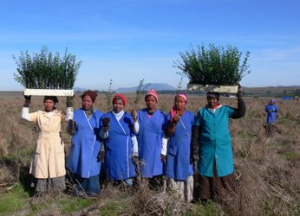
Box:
0;92;299;215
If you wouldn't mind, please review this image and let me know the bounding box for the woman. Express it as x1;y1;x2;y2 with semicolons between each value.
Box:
66;90;103;196
21;95;69;195
192;88;246;201
100;93;138;186
131;89;167;187
165;93;194;202
265;99;278;124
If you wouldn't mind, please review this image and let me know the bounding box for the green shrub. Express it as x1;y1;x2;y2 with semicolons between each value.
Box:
174;44;250;85
13;46;82;89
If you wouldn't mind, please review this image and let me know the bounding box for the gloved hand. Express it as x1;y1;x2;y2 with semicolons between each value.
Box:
131;109;137;122
67;119;77;135
172;113;181;125
161;154;167;164
237;84;242;100
23;95;31;107
97;151;105;162
102;117;110;132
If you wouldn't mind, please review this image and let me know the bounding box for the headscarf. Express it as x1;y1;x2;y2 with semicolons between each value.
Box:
43;96;58;104
112;93;127;106
170;93;188;121
145;89;158;102
207;92;220;101
81;90;97;102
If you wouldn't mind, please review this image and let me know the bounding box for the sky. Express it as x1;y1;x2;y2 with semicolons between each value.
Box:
0;0;299;91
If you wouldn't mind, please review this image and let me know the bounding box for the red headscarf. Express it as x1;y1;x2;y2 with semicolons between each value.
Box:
81;90;97;102
145;89;158;102
112;93;127;106
170;93;188;121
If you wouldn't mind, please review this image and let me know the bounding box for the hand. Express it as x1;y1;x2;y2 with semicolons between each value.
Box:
102;117;110;132
68;119;77;129
24;95;31;102
236;84;242;99
97;151;105;162
131;109;137;122
161;154;167;164
172;114;181;124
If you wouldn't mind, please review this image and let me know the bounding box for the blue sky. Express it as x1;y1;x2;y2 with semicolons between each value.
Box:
0;0;299;90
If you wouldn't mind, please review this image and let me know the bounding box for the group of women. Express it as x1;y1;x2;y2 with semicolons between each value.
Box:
21;87;246;202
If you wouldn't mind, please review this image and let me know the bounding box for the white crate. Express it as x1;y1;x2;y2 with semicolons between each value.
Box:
187;84;238;93
24;89;74;96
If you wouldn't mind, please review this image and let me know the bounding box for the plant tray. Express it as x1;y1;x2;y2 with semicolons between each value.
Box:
187;84;238;93
24;89;74;96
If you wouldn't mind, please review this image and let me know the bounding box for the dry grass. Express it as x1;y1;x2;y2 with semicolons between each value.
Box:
0;92;299;215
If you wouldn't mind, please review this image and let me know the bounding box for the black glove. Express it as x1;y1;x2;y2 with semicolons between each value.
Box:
237;84;242;100
24;95;31;107
97;151;105;162
67;119;77;135
102;117;110;132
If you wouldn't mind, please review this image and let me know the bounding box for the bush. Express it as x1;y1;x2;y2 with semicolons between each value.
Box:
174;44;250;85
13;46;82;89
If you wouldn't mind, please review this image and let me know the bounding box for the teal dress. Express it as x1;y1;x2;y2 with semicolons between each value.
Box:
194;106;234;177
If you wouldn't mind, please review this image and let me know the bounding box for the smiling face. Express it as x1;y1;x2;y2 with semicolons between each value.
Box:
82;95;93;110
145;95;157;110
207;96;218;108
113;98;124;113
174;95;186;111
44;99;55;111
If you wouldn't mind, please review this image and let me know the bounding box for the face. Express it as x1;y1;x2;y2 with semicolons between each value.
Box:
113;99;124;113
44;99;55;111
145;95;157;110
175;96;186;111
207;96;218;108
82;95;93;110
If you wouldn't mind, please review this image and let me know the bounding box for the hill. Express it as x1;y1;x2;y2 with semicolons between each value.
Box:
116;83;176;93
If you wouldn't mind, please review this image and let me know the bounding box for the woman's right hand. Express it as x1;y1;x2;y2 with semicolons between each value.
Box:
172;113;181;124
131;109;137;122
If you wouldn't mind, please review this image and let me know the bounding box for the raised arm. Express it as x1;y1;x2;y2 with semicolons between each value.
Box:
232;85;246;119
21;95;31;121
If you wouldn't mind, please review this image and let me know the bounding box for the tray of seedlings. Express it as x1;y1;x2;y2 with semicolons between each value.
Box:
13;46;81;96
174;44;250;93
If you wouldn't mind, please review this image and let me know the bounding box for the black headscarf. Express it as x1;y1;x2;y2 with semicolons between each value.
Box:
206;92;220;101
43;96;59;104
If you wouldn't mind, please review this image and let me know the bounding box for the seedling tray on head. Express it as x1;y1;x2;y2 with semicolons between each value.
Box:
24;89;74;96
187;84;238;93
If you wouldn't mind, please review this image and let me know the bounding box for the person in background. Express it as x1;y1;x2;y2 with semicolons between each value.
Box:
192;86;246;202
99;93;138;186
164;93;195;202
131;89;167;189
66;90;103;197
265;99;278;124
21;95;72;196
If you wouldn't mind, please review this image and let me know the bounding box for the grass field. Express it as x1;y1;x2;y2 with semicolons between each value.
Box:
0;91;299;215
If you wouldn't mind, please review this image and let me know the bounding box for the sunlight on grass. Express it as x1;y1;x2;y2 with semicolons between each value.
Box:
0;183;30;214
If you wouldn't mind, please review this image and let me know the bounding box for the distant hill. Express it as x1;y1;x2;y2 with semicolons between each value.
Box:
74;87;87;92
116;83;176;93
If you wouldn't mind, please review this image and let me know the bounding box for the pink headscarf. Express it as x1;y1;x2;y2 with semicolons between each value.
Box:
145;89;158;102
170;93;188;121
